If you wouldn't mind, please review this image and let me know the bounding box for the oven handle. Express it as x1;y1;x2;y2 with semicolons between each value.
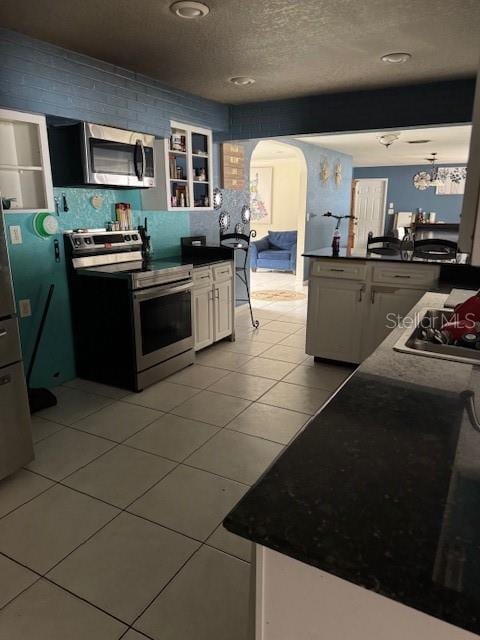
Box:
133;281;193;302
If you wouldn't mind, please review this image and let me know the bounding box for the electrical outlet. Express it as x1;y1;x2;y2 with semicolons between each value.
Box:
18;299;32;318
9;225;22;245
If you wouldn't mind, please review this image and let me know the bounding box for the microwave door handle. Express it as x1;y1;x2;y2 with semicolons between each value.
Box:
134;140;145;180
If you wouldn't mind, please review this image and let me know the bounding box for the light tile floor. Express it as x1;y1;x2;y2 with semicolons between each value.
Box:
0;270;354;639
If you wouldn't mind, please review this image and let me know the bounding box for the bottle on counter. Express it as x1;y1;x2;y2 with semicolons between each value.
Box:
332;228;341;257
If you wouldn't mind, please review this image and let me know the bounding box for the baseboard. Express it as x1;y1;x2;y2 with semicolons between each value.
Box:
236;303;250;315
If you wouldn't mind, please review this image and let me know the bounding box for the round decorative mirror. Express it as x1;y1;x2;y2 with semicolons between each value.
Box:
413;171;431;191
218;210;230;232
213;188;223;209
241;205;251;224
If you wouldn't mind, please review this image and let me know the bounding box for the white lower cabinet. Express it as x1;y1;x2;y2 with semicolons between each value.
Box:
306;259;440;364
306;277;365;363
214;278;233;341
361;286;425;360
193;285;214;350
193;262;234;351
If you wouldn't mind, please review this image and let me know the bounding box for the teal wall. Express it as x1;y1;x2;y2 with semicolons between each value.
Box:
6;187;190;388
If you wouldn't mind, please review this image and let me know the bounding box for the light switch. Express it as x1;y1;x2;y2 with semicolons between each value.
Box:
9;225;22;245
18;299;32;318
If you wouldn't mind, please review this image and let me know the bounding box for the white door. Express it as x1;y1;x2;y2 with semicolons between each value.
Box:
214;279;233;341
193;286;214;351
353;179;387;250
306;277;365;363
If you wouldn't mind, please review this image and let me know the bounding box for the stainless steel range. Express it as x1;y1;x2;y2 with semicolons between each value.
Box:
65;229;194;392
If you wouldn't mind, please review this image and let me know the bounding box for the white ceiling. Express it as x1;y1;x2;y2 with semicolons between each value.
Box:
251;140;300;161
1;0;479;103
296;125;472;166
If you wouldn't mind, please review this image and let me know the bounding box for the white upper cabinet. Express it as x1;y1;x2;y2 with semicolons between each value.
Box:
0;109;54;213
142;120;213;212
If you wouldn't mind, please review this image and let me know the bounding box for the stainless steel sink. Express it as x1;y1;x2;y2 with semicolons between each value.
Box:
394;308;480;365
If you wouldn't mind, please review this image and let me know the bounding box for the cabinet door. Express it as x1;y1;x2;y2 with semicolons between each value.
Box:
193;286;214;351
362;286;424;359
0;108;54;212
306;277;365;363
214;279;233;341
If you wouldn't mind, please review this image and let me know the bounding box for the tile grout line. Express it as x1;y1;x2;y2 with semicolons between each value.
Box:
0;279;308;625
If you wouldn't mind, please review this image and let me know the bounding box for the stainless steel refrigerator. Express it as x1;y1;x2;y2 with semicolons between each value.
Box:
0;206;33;480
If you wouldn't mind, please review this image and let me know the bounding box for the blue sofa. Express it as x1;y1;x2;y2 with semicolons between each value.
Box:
250;230;297;273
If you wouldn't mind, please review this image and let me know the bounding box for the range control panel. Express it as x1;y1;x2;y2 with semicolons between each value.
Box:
66;229;143;251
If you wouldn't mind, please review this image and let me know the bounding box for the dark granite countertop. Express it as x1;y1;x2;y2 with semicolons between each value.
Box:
224;291;480;635
303;247;470;264
303;248;480;292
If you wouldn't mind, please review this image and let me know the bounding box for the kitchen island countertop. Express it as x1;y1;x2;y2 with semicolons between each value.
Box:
225;290;480;636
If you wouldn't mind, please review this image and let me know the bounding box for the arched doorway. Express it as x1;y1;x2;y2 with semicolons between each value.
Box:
249;140;308;290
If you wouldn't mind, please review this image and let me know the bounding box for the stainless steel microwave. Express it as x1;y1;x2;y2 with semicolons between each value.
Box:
48;122;156;188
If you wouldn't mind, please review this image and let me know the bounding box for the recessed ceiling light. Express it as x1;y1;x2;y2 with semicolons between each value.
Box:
381;52;412;64
407;139;432;144
229;76;256;86
170;1;209;19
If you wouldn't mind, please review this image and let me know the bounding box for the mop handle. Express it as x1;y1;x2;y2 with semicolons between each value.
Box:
26;284;55;386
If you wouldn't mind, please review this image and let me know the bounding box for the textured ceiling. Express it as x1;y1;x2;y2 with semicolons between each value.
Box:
1;0;479;104
251;140;300;161
297;125;472;166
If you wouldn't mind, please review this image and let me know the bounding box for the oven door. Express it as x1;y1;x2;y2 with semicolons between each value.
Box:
83;123;155;187
133;280;193;372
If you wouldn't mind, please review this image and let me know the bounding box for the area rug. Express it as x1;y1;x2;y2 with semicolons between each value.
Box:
251;290;306;301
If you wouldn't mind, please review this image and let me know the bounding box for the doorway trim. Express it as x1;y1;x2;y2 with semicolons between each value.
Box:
249;140;308;285
351;178;388;249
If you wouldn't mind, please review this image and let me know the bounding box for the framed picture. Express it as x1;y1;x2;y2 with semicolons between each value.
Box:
435;167;467;195
250;167;273;223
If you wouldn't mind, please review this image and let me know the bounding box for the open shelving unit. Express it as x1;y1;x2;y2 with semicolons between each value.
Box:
141;120;213;212
0;109;54;213
167;121;213;211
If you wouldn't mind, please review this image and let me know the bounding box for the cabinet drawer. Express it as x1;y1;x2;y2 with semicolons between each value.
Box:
0;317;21;368
372;263;439;287
310;259;367;281
213;262;233;281
193;267;213;287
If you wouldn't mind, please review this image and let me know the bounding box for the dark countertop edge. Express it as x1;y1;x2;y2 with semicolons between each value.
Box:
302;251;480;291
190;257;234;268
301;250;467;265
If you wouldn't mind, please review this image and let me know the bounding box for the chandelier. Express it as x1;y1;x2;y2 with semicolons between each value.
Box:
412;153;468;191
426;153;444;188
413;152;445;190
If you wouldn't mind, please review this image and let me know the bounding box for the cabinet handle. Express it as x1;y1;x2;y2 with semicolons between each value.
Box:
358;286;364;302
0;329;7;338
371;289;375;304
198;274;210;280
329;268;345;272
393;274;411;279
215;288;220;299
